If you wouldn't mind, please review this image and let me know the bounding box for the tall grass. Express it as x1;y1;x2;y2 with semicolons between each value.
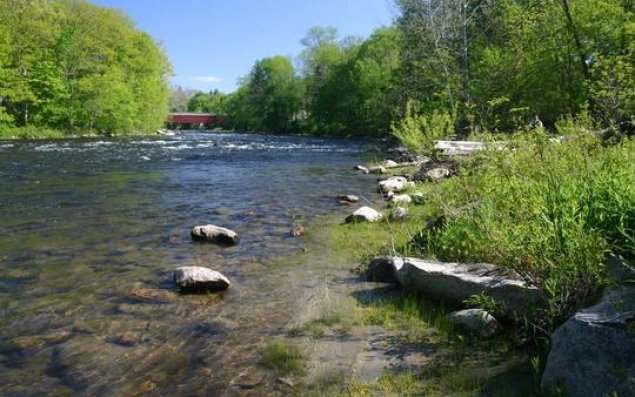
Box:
409;126;634;332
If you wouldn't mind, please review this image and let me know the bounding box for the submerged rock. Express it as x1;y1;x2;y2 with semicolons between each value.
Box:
541;286;635;397
173;266;231;293
449;309;498;336
191;224;240;245
345;206;383;223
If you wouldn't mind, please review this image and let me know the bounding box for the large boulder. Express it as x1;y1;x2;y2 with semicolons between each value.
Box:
173;266;231;293
379;176;414;194
541;286;635;397
191;224;239;245
449;309;498;336
390;257;543;319
346;206;383;223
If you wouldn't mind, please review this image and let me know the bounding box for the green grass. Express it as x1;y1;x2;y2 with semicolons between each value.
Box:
260;339;305;376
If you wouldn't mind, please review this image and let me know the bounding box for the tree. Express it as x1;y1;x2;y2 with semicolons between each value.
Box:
228;56;302;133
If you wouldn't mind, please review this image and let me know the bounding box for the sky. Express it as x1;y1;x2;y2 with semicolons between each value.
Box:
90;0;397;93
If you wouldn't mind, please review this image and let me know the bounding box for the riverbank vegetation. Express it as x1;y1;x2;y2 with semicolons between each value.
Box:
0;0;171;139
219;0;634;138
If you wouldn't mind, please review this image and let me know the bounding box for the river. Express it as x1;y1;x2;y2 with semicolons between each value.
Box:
0;132;380;396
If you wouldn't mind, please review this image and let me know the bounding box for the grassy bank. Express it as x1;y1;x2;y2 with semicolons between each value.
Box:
302;119;634;395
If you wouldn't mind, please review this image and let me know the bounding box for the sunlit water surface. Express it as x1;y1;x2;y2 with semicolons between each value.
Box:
0;132;379;396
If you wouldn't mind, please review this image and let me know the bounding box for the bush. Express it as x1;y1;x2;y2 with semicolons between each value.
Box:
412;126;634;332
391;100;455;156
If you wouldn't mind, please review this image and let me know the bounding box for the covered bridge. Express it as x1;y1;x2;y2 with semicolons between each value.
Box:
167;113;228;129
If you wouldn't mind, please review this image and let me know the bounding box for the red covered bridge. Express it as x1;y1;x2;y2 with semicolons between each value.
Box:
167;113;228;129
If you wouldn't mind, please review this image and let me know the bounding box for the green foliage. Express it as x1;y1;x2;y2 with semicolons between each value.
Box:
260;339;304;376
391;100;455;155
187;90;227;114
225;55;302;133
0;0;171;137
412;128;634;331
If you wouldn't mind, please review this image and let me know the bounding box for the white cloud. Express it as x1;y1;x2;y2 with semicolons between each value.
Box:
189;75;222;84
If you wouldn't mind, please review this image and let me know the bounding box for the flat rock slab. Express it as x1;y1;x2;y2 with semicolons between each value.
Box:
173;266;231;293
191;224;239;245
541;286;635;397
379;257;543;319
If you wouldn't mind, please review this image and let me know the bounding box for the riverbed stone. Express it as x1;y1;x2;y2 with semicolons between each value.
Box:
541;286;635;397
382;160;400;169
369;166;387;175
345;206;383;223
290;226;306;237
388;257;543;319
449;309;498;336
339;195;360;204
173;266;231;293
355;165;370;174
379;176;414;194
191;224;240;245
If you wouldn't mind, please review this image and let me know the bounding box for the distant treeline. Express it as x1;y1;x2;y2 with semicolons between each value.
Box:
0;0;171;136
200;0;634;137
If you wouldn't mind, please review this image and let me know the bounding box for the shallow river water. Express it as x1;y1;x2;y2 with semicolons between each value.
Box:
0;132;380;396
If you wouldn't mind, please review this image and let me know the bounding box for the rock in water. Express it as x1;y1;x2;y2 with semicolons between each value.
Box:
290;226;306;237
449;309;498;336
339;195;360;204
191;225;239;245
355;165;370;174
174;266;231;293
541;286;635;397
345;206;383;223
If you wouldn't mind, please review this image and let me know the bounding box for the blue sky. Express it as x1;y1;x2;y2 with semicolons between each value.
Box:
91;0;397;93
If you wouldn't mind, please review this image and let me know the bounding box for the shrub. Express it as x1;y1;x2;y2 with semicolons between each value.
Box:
412;126;634;333
391;100;455;156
